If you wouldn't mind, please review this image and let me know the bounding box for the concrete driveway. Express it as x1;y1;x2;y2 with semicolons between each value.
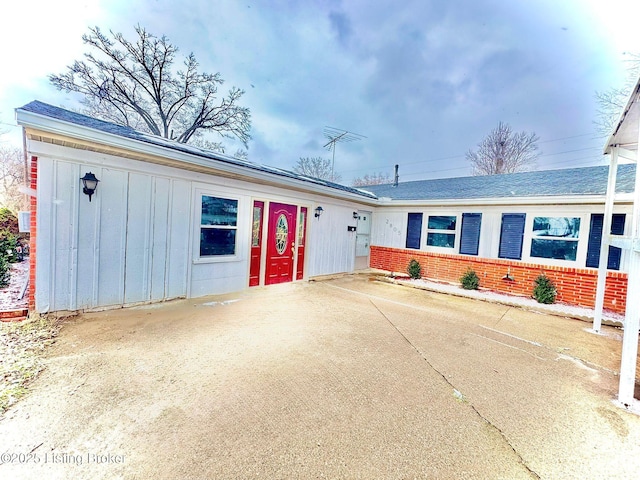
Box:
1;275;640;479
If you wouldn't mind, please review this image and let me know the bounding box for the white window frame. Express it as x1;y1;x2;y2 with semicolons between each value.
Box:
425;214;458;251
194;191;241;263
520;211;590;268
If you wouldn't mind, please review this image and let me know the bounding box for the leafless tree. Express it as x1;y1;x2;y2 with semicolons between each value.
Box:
594;52;640;136
466;122;539;175
49;25;251;147
292;157;342;182
352;172;391;186
0;146;27;214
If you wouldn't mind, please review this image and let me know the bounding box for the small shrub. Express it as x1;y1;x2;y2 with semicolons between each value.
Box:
460;268;480;290
0;255;9;288
533;274;556;304
0;233;20;263
407;259;422;279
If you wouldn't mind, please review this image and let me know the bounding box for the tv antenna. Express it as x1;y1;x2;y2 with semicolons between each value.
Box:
323;126;366;178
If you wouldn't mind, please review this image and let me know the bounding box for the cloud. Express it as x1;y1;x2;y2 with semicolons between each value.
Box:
1;0;634;181
329;11;352;46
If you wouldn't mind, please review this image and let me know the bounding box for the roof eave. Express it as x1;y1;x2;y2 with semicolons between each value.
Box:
604;76;640;156
376;193;635;207
15;107;377;204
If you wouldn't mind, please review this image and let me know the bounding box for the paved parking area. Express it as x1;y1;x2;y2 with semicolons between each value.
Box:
1;275;640;479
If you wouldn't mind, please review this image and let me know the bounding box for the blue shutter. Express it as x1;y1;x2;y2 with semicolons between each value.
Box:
586;214;625;270
406;213;423;249
460;213;482;255
498;214;525;260
586;215;604;268
608;214;625;270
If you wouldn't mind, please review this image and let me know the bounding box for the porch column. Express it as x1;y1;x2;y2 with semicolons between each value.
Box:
593;147;619;333
618;132;640;408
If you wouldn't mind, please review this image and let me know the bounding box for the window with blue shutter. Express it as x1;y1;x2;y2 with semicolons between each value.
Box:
498;213;526;260
406;213;423;249
586;214;625;270
460;213;482;255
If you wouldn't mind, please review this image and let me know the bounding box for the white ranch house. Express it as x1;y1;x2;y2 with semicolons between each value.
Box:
15;84;640;407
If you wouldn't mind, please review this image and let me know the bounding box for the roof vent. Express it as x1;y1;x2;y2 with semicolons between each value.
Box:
393;164;399;187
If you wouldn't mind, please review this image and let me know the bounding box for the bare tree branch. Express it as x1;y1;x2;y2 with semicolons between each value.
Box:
0;146;27;214
292;157;342;182
466;122;539;175
49;25;251;147
352;172;391;186
594;52;640;136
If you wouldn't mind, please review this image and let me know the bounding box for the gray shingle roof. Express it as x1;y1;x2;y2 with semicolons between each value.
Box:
18;101;635;203
363;164;636;200
17;101;377;200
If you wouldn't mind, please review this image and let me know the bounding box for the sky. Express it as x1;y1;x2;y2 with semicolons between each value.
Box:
1;0;639;184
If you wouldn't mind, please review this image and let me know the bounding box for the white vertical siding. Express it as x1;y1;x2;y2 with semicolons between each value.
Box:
31;142;374;312
166;180;190;299
94;168;127;308
124;173;153;304
307;203;359;277
36;156;195;312
150;177;171;300
371;211;406;249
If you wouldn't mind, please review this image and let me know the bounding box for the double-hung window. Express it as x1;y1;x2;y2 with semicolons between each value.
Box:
530;217;580;261
426;215;456;248
200;195;238;256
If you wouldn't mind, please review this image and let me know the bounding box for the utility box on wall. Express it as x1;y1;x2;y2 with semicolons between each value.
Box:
18;212;30;233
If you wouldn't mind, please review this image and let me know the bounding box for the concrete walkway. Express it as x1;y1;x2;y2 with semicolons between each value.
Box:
1;275;639;479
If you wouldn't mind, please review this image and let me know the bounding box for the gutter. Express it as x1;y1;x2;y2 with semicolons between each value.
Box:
374;193;635;207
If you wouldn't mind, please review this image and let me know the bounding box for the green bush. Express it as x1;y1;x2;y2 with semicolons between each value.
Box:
533;274;556;304
407;259;422;279
0;233;20;263
460;268;480;290
0;254;10;288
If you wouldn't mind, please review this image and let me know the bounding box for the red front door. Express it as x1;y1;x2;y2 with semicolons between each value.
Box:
266;202;297;285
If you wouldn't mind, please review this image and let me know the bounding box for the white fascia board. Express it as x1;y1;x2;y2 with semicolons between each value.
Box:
604;77;640;155
16;108;377;205
375;194;633;208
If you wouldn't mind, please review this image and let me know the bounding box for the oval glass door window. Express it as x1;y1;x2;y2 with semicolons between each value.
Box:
275;214;288;254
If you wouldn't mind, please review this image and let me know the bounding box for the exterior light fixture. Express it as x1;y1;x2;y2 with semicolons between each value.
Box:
353;211;359;219
314;206;324;218
81;172;100;202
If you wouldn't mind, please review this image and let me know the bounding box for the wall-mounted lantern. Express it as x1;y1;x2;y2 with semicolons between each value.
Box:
353;211;360;220
81;172;100;202
314;206;324;219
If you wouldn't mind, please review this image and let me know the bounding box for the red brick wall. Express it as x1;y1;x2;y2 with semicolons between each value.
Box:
28;156;37;312
370;245;628;314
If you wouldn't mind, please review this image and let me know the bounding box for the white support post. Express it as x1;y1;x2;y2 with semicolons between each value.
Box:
593;148;619;333
618;129;640;408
